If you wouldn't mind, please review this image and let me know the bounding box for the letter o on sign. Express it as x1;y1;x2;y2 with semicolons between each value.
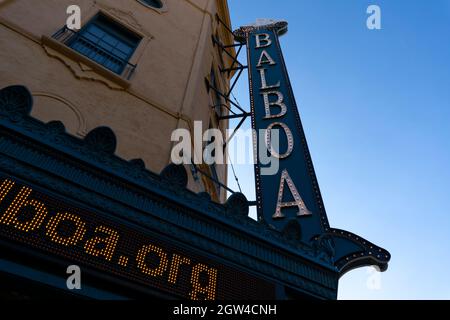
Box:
265;122;294;159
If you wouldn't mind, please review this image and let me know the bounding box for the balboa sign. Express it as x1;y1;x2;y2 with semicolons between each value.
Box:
235;20;322;240
235;20;391;275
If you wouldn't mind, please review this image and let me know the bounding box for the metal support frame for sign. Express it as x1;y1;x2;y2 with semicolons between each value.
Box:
190;163;236;195
206;82;246;115
212;13;248;108
234;19;391;277
202;18;251;197
214;13;248;78
210;16;252;154
204;80;249;152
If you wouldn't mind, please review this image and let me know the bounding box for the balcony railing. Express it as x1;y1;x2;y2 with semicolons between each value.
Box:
52;26;137;80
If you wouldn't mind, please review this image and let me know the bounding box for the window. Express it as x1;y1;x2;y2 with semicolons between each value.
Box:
138;0;163;9
69;15;141;75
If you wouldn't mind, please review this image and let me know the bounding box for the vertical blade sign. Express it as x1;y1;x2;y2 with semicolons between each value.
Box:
234;21;328;242
234;20;390;277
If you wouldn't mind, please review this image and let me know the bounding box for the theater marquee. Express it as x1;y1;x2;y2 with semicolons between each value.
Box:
0;175;275;300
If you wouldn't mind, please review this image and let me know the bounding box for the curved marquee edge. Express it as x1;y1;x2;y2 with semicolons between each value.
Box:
315;228;391;277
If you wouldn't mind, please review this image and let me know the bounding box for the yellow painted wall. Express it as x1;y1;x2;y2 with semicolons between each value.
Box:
0;0;234;202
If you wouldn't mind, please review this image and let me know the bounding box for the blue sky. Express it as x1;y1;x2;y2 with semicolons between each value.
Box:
227;0;450;299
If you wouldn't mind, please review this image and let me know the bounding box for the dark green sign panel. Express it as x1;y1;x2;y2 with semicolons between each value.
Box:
235;21;390;275
237;22;326;241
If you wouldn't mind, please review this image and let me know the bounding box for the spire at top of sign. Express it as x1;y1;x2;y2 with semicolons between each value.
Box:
233;19;288;43
252;18;281;27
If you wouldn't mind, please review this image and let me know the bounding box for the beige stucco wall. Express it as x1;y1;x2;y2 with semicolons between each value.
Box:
0;0;234;202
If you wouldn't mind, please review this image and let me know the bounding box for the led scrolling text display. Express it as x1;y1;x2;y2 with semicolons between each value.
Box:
0;176;275;300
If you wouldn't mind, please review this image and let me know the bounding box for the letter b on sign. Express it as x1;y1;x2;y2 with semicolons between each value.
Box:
255;33;272;49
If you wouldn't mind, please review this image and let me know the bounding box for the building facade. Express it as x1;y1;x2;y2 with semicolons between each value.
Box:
0;0;232;202
0;1;389;300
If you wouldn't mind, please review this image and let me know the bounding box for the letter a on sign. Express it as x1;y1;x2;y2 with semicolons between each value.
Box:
274;169;312;219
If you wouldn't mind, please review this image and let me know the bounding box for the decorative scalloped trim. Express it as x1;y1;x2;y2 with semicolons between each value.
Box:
32;91;88;137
